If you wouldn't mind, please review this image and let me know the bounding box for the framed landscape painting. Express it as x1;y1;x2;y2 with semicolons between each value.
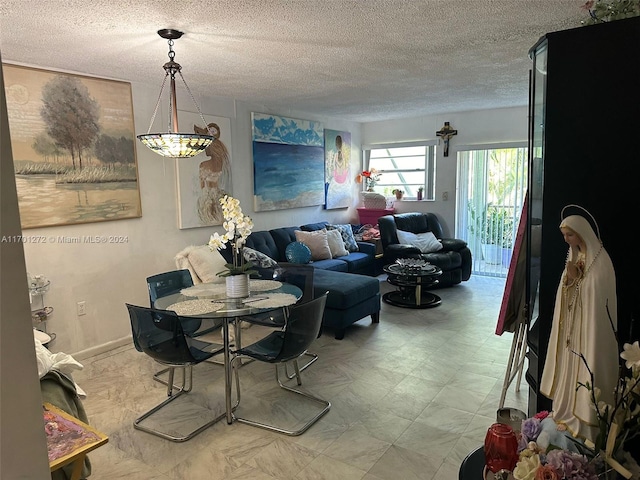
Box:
3;63;141;229
251;112;325;212
175;111;233;229
324;129;351;209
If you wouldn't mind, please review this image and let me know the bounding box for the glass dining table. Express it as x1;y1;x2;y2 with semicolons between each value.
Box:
154;279;302;424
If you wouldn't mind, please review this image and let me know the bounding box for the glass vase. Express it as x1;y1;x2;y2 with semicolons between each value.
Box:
484;423;518;475
226;274;249;298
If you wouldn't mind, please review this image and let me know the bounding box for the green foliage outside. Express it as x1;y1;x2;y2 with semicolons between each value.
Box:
468;203;514;248
467;148;523;248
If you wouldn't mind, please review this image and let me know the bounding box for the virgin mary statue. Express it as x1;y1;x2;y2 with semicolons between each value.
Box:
540;210;619;443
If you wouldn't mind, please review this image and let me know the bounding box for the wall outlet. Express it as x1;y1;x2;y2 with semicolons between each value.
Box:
442;191;449;201
77;301;86;316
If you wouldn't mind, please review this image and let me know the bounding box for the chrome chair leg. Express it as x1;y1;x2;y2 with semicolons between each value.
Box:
153;366;172;386
153;347;223;386
134;364;221;442
230;355;330;436
283;350;318;379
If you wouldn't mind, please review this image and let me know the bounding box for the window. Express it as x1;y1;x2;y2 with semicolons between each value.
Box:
362;141;436;200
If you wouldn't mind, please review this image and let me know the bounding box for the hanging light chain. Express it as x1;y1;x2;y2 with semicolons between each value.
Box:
167;38;176;61
177;71;215;137
144;73;170;135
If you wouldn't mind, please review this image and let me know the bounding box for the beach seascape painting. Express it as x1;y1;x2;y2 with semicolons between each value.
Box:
3;64;141;229
251;113;325;212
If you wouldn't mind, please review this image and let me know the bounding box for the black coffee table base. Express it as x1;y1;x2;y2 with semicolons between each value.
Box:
383;288;442;309
382;262;443;309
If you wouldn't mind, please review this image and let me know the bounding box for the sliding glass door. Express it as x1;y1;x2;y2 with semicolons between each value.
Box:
456;144;527;277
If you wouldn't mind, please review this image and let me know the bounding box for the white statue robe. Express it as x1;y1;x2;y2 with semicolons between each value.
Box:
540;215;618;443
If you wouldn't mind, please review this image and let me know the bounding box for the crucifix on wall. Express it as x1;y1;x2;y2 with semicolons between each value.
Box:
436;121;458;157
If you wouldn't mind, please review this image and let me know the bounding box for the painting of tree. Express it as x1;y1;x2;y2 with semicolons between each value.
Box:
40;75;100;171
3;64;141;228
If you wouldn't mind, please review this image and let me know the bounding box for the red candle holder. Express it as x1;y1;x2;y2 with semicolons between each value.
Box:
484;423;518;474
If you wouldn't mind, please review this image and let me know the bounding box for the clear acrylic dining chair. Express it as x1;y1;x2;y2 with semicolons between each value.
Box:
145;269;224;384
126;303;225;442
230;292;330;436
239;264;320;378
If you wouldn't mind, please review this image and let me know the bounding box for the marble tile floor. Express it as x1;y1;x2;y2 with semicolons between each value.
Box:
73;274;528;480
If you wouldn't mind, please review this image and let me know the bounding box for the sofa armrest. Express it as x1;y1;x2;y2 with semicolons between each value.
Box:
385;244;422;258
440;238;468;252
356;241;376;256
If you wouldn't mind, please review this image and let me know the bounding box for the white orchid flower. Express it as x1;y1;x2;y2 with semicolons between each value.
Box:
208;233;227;250
621;341;640;370
209;196;255;275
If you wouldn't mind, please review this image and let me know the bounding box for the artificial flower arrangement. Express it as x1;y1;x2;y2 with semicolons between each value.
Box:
208;195;257;277
355;168;381;191
513;340;640;480
581;0;640;25
514;411;600;479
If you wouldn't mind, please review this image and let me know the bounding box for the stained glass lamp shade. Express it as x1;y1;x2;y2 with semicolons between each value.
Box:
137;29;213;159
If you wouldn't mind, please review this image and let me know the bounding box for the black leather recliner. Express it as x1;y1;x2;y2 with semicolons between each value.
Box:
378;212;472;287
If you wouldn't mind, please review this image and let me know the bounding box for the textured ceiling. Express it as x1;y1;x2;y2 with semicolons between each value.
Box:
0;0;586;122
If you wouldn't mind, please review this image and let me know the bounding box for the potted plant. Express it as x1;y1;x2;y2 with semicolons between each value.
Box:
417;187;424;201
356;169;381;192
208;195;257;297
392;189;404;200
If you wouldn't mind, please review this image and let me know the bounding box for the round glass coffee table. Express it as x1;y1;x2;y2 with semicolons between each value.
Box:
383;261;443;308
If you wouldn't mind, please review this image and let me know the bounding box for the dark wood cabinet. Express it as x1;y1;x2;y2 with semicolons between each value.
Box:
525;17;640;415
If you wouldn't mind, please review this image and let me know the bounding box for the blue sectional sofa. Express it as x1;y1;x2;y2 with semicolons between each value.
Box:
241;222;381;340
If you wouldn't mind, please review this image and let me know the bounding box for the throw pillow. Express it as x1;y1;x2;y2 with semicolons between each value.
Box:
326;228;349;257
396;230;443;254
243;247;278;269
327;224;359;252
285;241;312;264
294;229;332;260
176;245;227;284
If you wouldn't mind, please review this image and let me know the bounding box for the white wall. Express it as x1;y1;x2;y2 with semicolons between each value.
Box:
362;107;529;237
12;60;528;358
20;78;363;357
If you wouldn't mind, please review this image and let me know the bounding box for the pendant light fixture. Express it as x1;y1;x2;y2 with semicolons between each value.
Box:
137;29;213;158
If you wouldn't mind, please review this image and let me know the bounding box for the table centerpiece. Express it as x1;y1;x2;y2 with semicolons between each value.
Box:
208;195;256;298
